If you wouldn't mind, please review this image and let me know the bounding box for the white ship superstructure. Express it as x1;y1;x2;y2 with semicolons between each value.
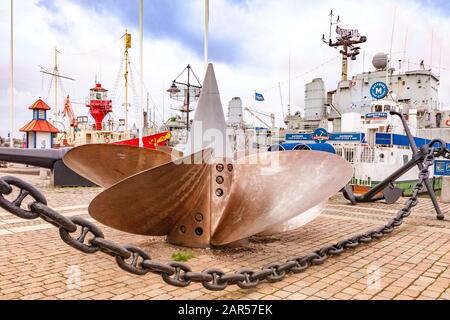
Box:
279;13;450;195
291;53;447;140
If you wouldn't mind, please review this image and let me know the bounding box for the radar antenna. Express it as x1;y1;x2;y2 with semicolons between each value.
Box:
322;10;367;81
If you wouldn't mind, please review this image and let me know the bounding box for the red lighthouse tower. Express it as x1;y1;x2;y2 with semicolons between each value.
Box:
86;83;112;130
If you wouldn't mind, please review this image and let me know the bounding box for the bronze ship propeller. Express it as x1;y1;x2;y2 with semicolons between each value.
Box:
63;64;353;248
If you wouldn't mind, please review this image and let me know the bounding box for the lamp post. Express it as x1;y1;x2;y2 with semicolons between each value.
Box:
167;65;202;133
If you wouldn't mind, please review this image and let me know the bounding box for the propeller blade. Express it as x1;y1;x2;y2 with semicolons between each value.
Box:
258;201;326;236
88;149;213;236
211;151;352;245
63;144;172;188
154;145;184;159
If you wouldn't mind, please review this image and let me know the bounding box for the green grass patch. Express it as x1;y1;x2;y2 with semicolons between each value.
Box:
171;251;195;262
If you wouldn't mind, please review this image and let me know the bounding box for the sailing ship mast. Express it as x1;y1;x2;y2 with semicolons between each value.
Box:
53;47;60;121
124;30;132;133
40;48;75;125
113;29;143;136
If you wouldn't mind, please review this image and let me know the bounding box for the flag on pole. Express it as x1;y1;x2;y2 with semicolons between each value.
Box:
255;92;265;101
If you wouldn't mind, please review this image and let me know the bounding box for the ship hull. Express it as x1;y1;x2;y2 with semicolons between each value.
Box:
113;131;171;149
352;177;442;197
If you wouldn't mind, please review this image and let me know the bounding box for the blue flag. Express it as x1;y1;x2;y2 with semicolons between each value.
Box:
255;92;265;101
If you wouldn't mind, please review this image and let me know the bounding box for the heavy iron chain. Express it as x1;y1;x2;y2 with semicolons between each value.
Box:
0;146;445;291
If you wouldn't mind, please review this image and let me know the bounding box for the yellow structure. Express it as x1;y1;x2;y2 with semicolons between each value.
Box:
124;31;131;131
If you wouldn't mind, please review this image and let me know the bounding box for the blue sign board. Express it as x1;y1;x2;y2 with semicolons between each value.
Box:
370;82;389;100
329;133;363;142
286;132;363;143
434;160;450;176
366;112;388;119
285;133;312;141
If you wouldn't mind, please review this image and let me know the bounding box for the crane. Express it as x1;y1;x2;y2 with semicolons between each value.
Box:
63;95;78;128
244;107;276;130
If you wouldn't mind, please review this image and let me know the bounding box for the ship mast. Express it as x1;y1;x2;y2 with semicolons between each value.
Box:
124;30;132;133
54;47;59;121
322;10;367;81
40;48;75;125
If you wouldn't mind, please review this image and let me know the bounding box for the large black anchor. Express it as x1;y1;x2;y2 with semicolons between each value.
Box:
342;111;446;221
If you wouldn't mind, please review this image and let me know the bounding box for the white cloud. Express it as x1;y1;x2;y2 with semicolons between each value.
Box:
1;0;450;138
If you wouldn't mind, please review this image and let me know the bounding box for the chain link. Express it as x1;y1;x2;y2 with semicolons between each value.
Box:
0;145;443;291
161;262;192;287
116;245;151;275
0;176;47;219
59;217;105;254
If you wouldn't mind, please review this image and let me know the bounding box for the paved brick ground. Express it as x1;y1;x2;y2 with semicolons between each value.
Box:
1;172;450;300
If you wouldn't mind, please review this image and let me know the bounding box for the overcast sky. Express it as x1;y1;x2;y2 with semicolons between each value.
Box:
1;0;450;138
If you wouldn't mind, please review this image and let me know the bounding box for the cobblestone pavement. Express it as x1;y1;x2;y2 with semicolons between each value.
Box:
1;172;450;300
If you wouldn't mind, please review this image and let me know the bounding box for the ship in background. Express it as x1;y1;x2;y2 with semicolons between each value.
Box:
279;11;448;195
40;31;171;149
61;82;170;148
218;10;449;196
